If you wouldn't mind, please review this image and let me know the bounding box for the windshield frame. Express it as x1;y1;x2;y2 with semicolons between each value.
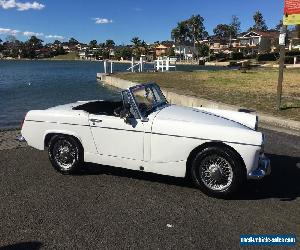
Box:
128;83;168;121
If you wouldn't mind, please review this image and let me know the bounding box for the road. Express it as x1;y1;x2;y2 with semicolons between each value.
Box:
0;129;299;249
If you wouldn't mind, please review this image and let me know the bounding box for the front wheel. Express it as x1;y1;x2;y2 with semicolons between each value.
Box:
190;146;245;197
48;135;83;174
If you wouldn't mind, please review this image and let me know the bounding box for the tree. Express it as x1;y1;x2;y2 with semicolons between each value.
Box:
0;38;2;44
171;21;189;60
197;44;209;57
213;24;232;39
115;46;133;60
171;21;189;45
230;15;241;38
27;36;43;48
23;36;44;59
89;40;98;47
105;39;115;49
171;15;208;59
131;37;141;47
68;37;79;46
275;20;283;31
53;40;61;46
187;15;208;43
250;11;268;31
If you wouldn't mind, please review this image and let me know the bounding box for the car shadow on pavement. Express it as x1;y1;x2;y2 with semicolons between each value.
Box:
77;163;194;189
0;241;42;250
77;153;300;200
239;153;300;201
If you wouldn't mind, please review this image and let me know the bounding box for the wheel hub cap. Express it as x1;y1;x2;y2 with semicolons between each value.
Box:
208;164;226;183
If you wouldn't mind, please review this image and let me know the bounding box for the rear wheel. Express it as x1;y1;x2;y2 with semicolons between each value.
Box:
48;135;83;174
190;146;245;197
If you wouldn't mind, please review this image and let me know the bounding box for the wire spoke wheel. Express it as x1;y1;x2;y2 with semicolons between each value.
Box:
52;138;77;171
199;154;234;192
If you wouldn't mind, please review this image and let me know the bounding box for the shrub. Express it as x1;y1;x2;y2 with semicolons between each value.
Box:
284;56;295;64
257;53;279;61
215;52;229;61
230;52;244;60
286;51;300;57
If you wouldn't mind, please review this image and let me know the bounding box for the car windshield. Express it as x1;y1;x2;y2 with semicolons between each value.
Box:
130;83;168;117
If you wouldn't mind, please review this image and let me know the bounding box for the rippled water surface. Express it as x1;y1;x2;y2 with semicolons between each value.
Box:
0;60;127;128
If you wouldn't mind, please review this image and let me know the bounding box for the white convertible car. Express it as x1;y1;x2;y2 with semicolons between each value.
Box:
21;83;270;197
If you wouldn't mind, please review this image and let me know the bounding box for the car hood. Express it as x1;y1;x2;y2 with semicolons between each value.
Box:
152;105;262;146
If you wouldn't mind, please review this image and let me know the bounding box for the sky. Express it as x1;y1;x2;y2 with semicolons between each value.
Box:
0;0;284;44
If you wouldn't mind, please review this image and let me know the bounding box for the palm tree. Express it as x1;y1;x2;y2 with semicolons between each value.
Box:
131;37;142;58
131;37;141;47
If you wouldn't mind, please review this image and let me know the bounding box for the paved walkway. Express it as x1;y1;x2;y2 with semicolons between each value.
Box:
0;129;27;150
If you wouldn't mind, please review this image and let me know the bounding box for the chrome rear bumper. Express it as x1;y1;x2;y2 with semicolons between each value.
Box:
248;154;271;180
16;134;26;142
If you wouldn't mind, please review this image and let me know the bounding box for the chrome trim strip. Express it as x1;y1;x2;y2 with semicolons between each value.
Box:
25;120;90;127
26;120;261;147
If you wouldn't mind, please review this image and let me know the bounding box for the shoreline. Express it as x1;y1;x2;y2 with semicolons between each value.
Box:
4;58;300;68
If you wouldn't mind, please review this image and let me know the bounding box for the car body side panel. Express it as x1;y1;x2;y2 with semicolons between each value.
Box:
21;110;97;154
84;152;186;177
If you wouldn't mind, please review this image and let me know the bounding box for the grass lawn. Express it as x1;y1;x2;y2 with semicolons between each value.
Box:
116;69;300;121
51;52;79;60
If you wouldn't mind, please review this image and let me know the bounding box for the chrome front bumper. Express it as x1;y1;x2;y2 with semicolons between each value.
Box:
248;154;271;180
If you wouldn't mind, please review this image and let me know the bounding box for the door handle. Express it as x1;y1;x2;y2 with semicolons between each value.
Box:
90;118;102;124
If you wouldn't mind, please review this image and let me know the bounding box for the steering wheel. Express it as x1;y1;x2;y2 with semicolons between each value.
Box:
138;103;148;114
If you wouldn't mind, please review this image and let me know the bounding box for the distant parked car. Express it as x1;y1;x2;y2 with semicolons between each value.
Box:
21;83;270;197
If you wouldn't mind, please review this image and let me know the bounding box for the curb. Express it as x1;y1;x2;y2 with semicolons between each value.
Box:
97;74;300;136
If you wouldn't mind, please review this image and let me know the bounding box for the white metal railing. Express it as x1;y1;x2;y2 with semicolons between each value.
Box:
155;57;176;72
126;57;145;72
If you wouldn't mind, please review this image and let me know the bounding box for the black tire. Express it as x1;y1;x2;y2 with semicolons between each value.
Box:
190;146;245;197
48;135;83;174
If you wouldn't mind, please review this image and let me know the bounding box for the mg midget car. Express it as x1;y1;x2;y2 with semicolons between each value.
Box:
21;83;270;197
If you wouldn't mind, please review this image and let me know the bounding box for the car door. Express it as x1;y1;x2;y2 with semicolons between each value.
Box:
88;112;145;161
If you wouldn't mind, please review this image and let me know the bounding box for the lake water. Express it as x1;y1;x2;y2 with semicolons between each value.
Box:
0;60;229;128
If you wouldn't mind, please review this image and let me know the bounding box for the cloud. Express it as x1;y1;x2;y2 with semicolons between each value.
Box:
23;31;44;36
45;35;64;40
0;0;45;11
133;7;142;11
0;27;19;35
93;18;113;24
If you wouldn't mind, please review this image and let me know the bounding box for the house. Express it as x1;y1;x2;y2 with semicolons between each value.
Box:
35;48;53;58
288;29;300;51
62;46;70;53
155;44;171;57
174;44;197;59
237;30;279;54
78;50;87;60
